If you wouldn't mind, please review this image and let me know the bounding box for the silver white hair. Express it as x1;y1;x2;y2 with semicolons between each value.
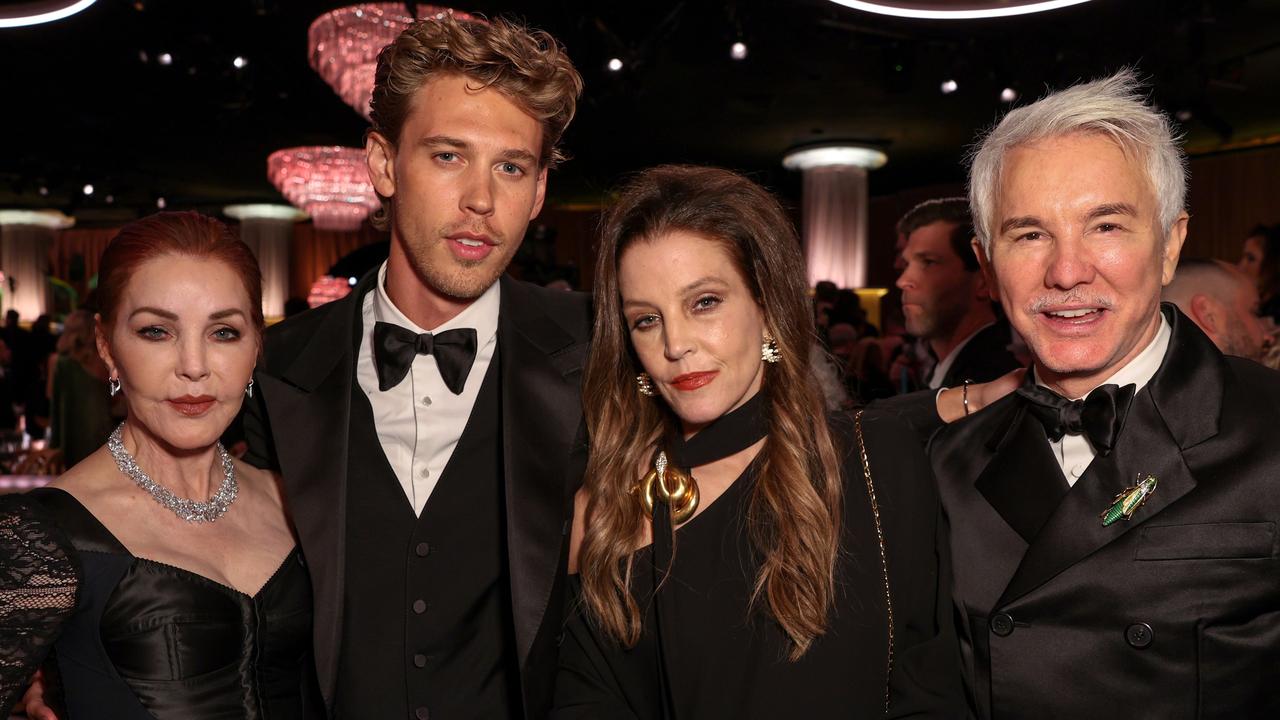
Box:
967;68;1187;252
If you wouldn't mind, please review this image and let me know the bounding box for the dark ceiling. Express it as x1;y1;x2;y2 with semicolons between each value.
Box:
2;0;1279;226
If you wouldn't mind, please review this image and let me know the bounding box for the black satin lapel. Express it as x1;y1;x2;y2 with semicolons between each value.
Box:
498;280;586;670
256;359;353;709
974;407;1071;544
997;389;1197;607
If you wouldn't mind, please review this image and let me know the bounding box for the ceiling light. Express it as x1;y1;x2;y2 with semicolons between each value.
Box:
782;145;888;171
825;0;1093;20
157;52;173;66
1000;87;1017;102
267;146;380;231
1175;109;1192;122
0;0;97;29
233;56;248;69
156;197;166;209
731;42;748;60
607;57;623;72
38;186;49;197
0;211;74;230
82;183;94;196
105;194;114;204
941;79;958;94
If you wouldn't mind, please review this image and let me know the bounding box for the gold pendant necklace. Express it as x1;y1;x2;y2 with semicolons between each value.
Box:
636;451;700;525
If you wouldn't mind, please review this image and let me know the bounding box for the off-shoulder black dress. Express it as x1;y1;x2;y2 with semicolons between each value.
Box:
553;410;966;719
0;487;321;719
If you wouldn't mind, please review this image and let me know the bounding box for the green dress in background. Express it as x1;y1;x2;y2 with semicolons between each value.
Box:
49;355;113;468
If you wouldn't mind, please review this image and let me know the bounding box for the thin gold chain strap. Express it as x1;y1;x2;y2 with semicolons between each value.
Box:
855;410;895;713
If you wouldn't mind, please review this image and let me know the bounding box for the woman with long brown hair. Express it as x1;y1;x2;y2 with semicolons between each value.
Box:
554;165;963;718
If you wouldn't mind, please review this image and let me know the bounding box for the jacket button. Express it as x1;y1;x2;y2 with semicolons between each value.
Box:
415;542;431;557
1126;622;1154;649
413;653;427;668
412;599;427;614
990;613;1014;637
414;708;429;720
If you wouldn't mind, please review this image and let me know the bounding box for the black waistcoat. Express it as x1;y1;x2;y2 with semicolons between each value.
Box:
335;353;520;719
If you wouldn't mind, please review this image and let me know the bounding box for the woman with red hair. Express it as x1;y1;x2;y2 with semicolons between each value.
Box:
0;212;320;718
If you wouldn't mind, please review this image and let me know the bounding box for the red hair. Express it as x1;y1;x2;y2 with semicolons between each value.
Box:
97;212;264;335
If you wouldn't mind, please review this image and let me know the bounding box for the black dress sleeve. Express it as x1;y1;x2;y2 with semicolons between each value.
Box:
849;410;970;720
551;578;642;720
0;493;80;717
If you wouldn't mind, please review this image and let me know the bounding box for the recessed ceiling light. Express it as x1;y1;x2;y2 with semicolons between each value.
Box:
1000;87;1018;102
731;42;748;60
941;79;958;94
783;145;888;171
607;57;623;72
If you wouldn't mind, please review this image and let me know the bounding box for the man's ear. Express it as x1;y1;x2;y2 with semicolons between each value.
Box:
1188;294;1222;340
972;238;1000;303
366;131;397;199
529;166;548;220
1161;212;1190;286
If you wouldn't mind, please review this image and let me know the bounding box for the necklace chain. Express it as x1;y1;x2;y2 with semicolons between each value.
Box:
107;424;238;523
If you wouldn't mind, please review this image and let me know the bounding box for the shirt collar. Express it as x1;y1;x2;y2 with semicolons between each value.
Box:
371;261;501;343
1036;312;1171;400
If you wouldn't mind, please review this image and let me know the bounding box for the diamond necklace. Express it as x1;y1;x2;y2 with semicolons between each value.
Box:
107;424;238;523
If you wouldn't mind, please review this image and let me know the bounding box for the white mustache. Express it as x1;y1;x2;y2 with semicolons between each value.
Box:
1027;292;1114;313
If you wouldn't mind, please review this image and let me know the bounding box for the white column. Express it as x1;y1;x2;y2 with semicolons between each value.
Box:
0;210;74;320
783;145;887;288
225;204;307;321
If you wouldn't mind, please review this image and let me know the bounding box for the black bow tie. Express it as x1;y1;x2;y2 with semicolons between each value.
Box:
373;321;477;394
1016;380;1136;455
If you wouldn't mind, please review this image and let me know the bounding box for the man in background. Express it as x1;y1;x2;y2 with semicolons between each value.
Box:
1162;258;1268;361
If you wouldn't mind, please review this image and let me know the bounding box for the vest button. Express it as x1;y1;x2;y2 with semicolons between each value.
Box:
420;467;430;479
1126;622;1154;649
413;653;427;668
421;395;432;406
990;613;1014;637
412;599;427;614
414;708;429;720
415;542;431;557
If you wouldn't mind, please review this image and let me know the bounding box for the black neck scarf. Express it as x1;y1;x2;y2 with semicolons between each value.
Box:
666;391;769;470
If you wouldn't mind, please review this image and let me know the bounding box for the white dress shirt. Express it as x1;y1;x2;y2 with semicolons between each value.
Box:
928;321;997;390
356;262;500;515
1037;315;1171;486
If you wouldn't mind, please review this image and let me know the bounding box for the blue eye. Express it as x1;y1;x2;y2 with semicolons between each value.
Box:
137;326;168;341
212;327;241;341
694;295;722;311
632;314;659;330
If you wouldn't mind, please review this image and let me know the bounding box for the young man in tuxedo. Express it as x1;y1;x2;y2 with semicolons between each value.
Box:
929;70;1280;717
242;16;585;719
894;197;1020;389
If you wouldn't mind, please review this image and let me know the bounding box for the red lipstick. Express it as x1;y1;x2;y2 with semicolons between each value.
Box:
169;395;216;416
670;371;718;391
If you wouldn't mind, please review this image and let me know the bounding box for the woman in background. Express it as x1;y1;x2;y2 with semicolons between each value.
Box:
47;310;113;467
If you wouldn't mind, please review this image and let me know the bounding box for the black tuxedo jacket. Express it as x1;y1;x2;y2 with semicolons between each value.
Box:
935;320;1021;388
243;273;591;718
930;305;1280;718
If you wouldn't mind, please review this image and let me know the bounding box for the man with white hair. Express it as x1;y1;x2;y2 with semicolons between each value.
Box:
928;70;1280;717
1162;258;1268;360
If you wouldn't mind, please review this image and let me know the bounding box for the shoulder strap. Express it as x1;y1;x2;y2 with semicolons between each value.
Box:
25;488;128;555
854;410;895;714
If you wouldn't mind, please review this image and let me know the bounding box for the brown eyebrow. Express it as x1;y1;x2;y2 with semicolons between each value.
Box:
620;277;728;312
419;135;468;149
130;307;246;321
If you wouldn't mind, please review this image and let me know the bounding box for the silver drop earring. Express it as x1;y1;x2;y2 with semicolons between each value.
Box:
108;376;122;397
245;378;255;398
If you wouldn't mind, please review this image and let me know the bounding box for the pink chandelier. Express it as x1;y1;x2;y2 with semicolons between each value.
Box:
308;4;476;119
267;146;380;231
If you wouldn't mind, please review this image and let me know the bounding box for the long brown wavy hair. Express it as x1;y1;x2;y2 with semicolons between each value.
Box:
579;165;843;659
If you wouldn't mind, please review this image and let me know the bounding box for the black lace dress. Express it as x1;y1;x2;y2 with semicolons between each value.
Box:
0;487;322;719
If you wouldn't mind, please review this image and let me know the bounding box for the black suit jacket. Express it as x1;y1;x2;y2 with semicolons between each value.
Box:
243;273;591;718
934;320;1021;388
929;305;1280;718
